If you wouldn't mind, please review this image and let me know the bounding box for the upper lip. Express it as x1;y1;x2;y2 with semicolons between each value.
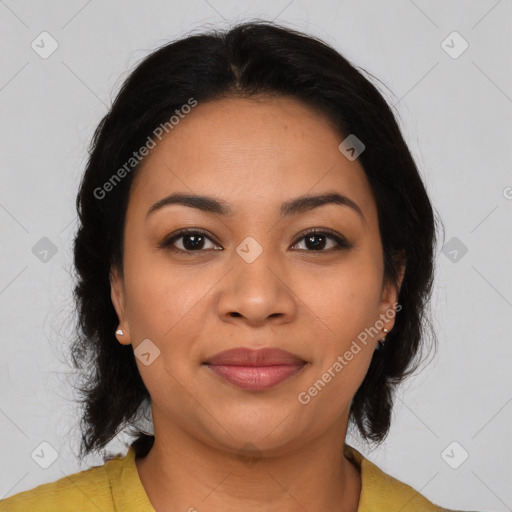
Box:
203;348;306;366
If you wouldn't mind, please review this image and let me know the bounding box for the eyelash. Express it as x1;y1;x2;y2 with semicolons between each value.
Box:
158;227;353;255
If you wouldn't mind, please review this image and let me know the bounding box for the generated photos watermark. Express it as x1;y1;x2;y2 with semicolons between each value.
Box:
298;303;402;405
93;97;198;200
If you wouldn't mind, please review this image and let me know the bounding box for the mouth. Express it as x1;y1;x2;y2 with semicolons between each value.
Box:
202;347;307;392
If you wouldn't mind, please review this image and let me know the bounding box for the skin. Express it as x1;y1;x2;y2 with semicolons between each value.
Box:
110;95;405;512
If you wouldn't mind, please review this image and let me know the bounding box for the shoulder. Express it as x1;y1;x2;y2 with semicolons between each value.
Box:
0;451;129;512
344;444;465;512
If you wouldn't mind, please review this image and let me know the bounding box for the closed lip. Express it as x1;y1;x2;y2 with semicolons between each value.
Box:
203;347;306;366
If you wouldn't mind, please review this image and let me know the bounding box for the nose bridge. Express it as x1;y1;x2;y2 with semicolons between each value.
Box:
233;233;282;294
217;232;296;323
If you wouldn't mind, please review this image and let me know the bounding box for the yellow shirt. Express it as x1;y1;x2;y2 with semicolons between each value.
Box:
0;444;459;511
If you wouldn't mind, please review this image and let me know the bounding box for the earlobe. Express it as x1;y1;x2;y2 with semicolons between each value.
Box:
110;266;130;344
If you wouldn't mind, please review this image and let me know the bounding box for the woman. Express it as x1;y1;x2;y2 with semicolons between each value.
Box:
0;21;464;512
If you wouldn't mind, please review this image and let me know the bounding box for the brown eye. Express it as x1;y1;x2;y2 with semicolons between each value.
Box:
159;227;352;255
291;229;352;252
159;229;221;253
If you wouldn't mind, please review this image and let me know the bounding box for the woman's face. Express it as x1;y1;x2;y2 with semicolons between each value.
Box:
110;95;403;455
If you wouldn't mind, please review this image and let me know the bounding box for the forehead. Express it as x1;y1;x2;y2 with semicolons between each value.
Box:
129;95;377;223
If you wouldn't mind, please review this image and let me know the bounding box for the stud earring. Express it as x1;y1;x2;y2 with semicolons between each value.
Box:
116;329;124;336
376;328;389;351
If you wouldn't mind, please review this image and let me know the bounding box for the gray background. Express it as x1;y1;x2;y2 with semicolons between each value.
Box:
1;1;511;511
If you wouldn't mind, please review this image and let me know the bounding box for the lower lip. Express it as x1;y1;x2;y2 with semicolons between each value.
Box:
205;364;306;391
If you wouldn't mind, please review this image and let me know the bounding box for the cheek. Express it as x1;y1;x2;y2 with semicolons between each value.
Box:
123;264;210;403
306;262;383;416
122;247;220;383
293;255;383;351
124;263;208;342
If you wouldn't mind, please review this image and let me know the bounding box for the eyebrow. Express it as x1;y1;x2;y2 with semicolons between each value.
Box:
146;191;365;223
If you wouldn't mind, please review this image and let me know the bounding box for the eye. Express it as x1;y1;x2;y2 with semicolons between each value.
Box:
158;228;221;253
290;228;352;252
158;227;352;254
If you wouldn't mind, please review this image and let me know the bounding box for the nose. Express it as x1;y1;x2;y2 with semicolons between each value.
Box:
216;246;297;327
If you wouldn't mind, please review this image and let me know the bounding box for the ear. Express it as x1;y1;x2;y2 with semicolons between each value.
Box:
379;252;406;326
110;265;131;345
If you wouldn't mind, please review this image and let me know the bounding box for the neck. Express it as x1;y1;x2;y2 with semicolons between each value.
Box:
135;413;361;512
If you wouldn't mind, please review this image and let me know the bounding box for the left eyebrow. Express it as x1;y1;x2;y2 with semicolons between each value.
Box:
146;191;366;224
